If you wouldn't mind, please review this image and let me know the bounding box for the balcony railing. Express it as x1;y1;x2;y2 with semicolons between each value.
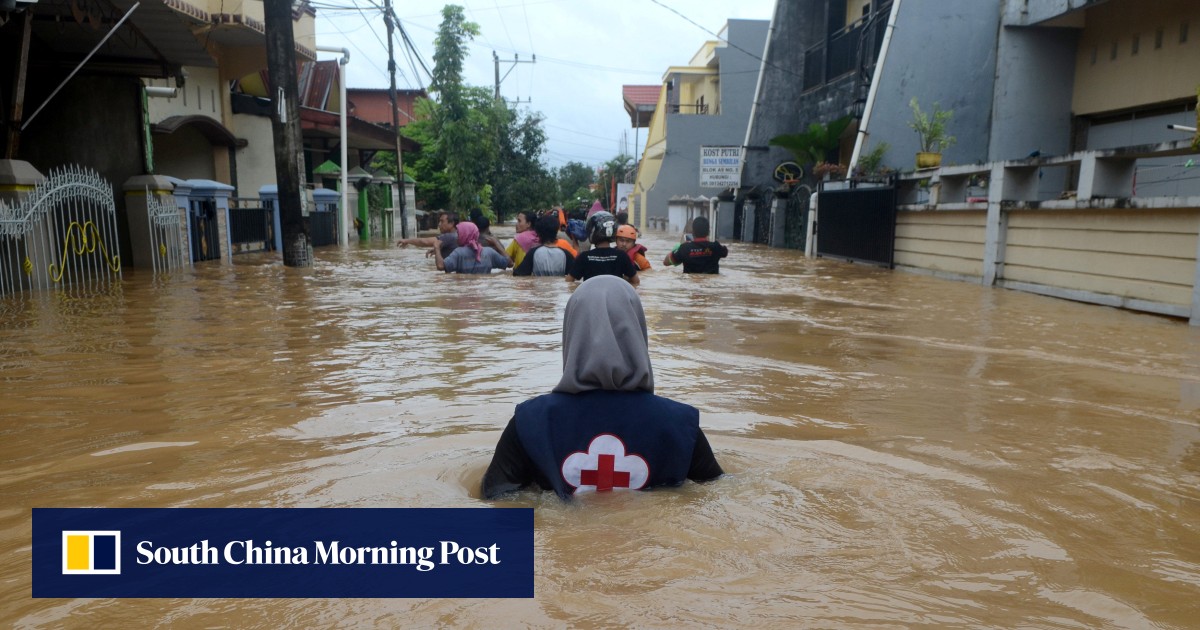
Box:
667;103;710;115
803;1;892;91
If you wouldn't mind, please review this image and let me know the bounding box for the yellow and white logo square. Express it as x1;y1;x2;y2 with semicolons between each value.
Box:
62;531;121;575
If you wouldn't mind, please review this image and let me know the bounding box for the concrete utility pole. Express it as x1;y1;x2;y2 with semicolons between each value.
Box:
384;0;409;238
264;0;312;267
493;51;535;104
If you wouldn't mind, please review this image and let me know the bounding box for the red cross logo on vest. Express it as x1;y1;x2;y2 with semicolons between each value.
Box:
561;434;650;494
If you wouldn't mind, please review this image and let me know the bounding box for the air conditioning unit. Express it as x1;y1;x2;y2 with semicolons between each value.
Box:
1;0;40;10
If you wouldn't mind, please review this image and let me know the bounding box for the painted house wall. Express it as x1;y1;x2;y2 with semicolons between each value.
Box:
858;0;1002;172
894;211;985;279
1002;208;1199;309
1071;0;1200;116
146;68;225;123
645;19;768;222
230;113;278;198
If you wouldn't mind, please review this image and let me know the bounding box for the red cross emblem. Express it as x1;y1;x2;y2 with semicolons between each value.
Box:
562;434;649;494
579;454;631;491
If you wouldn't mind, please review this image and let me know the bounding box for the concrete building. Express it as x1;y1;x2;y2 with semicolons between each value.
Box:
828;0;1200;324
739;0;893;248
632;19;769;235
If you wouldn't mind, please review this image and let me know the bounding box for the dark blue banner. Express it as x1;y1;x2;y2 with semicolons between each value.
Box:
33;508;534;598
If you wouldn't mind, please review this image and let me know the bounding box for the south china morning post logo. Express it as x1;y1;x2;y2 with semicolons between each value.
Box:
61;530;121;575
34;508;534;598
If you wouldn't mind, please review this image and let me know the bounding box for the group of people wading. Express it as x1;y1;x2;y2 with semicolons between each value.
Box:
396;201;729;284
396;202;730;501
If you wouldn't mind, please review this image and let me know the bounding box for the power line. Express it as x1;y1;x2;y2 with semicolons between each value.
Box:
646;0;805;81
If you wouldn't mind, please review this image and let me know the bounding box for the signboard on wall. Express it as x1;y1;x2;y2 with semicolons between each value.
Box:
699;146;743;188
615;183;634;216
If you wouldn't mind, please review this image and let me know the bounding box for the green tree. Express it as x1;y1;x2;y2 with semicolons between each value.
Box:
555;161;595;205
492;107;556;219
596;154;634;210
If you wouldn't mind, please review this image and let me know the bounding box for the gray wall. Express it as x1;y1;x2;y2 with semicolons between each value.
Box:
860;0;1003;172
741;0;830;194
647;19;769;220
989;26;1078;163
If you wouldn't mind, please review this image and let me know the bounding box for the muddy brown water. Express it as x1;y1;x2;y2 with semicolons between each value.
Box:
2;230;1199;628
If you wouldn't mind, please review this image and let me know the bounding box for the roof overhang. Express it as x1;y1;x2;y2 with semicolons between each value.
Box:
299;107;420;152
152;114;245;147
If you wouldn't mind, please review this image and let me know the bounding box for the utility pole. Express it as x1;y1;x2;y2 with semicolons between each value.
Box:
493;51;535;104
384;0;409;238
263;0;311;267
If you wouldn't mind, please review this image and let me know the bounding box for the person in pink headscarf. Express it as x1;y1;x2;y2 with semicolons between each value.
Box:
504;210;540;268
434;221;512;274
586;199;605;219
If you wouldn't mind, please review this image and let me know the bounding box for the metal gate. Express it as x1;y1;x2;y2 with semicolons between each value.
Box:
753;192;773;245
146;188;188;273
188;198;221;262
0;165;122;295
229;200;273;254
816;183;896;267
783;185;813;250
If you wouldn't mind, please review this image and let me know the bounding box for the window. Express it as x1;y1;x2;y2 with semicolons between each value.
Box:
1155;28;1163;49
1090;46;1097;65
1110;41;1118;60
1182;21;1190;44
1131;35;1139;55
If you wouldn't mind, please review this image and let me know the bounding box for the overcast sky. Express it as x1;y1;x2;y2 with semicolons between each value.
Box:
312;0;777;170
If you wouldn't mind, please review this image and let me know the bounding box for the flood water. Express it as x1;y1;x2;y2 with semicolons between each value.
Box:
2;229;1199;628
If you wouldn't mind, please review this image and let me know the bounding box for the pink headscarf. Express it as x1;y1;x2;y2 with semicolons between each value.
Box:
587;200;605;218
456;221;483;261
514;229;539;251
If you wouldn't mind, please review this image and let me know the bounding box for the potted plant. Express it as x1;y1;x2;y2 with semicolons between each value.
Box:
908;98;955;168
854;142;891;178
769;116;853;179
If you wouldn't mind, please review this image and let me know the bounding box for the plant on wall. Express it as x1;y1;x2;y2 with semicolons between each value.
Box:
855;142;891;176
908;98;956;154
769;116;853;168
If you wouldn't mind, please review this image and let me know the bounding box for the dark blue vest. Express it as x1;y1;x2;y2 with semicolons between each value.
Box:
514;390;700;498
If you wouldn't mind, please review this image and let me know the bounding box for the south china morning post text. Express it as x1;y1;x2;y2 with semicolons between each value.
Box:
33;508;534;598
134;538;499;572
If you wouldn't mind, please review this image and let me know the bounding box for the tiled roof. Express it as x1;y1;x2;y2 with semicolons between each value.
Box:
622;85;661;107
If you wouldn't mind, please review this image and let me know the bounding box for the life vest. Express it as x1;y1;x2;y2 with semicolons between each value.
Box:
513;390;700;499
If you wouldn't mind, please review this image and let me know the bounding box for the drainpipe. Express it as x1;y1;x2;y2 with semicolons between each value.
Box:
740;0;778;195
847;0;902;174
315;45;350;246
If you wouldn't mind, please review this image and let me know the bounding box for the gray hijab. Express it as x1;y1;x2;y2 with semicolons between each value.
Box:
554;276;654;394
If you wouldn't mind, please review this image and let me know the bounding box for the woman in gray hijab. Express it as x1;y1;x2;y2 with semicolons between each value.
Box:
481;276;724;499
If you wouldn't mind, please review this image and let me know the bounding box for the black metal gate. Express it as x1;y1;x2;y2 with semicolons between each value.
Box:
229;204;272;253
783;185;813;250
189;199;221;262
307;211;338;247
753;195;772;245
816;183;896;267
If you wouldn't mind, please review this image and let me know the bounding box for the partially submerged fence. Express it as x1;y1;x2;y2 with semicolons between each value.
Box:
0;165;122;295
145;187;188;274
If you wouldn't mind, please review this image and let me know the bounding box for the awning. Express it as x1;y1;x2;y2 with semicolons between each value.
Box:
152;115;245;147
300;107;420;153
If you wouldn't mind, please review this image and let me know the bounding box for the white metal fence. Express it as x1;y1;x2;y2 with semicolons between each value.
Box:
0;165;122;295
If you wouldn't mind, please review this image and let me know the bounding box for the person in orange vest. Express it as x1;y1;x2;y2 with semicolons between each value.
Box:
614;225;651;271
